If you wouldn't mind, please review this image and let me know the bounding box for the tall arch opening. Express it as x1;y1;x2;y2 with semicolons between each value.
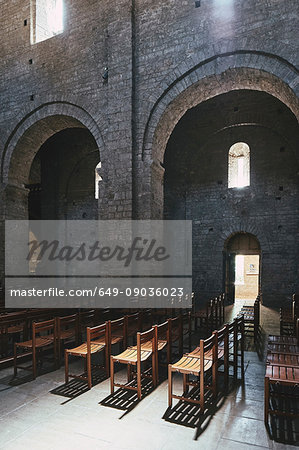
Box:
163;89;299;306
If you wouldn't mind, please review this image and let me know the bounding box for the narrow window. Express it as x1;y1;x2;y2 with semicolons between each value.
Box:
95;162;102;199
31;0;64;44
228;142;250;188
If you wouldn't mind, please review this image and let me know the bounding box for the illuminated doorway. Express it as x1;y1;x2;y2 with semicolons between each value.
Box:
224;233;260;303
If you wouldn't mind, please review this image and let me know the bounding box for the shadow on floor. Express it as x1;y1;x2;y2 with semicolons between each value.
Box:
266;385;299;445
100;376;155;417
163;375;241;438
50;368;108;400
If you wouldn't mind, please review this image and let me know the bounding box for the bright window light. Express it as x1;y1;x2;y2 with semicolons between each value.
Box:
95;162;102;200
228;142;250;188
33;0;64;44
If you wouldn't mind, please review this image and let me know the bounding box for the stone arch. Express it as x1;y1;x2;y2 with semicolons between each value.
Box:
1;102;105;187
145;63;299;164
139;58;299;219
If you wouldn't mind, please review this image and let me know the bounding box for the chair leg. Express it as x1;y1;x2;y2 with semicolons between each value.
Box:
183;374;189;395
32;346;36;379
168;365;173;408
137;360;142;400
105;347;110;377
87;353;92;389
264;376;269;425
127;364;132;382
241;338;245;381
152;352;157;387
200;369;205;413
110;357;115;394
14;343;17;377
65;350;69;384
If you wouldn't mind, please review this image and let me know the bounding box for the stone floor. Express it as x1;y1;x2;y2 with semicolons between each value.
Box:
0;304;297;450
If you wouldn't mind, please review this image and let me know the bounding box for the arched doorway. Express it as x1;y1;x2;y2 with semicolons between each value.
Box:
224;233;261;304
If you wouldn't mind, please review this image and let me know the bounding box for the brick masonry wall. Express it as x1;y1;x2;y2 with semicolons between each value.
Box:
0;0;298;306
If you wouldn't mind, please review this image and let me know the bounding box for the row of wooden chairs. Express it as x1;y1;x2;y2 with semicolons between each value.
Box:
13;310;110;379
168;316;244;411
1;308;84;359
279;293;298;336
66;311;191;392
192;293;225;334
237;295;260;343
264;319;299;426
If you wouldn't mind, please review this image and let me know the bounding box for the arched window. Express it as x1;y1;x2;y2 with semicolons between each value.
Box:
228;142;250;188
95;162;102;199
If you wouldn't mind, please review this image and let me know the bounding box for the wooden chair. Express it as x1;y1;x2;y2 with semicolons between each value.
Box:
188;325;229;394
14;318;56;379
264;363;299;425
110;327;157;400
0;311;28;358
56;313;79;367
168;333;217;411
239;296;260;342
65;322;109;389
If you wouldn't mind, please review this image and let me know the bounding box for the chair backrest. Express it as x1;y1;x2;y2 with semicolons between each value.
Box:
213;324;229;357
56;313;79;339
199;333;217;369
95;309;110;325
168;316;180;342
180;311;191;334
32;318;56;345
154;320;169;344
140;309;153;331
87;322;108;352
79;310;96;329
126;312;140;331
109;316;126;346
137;328;155;358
